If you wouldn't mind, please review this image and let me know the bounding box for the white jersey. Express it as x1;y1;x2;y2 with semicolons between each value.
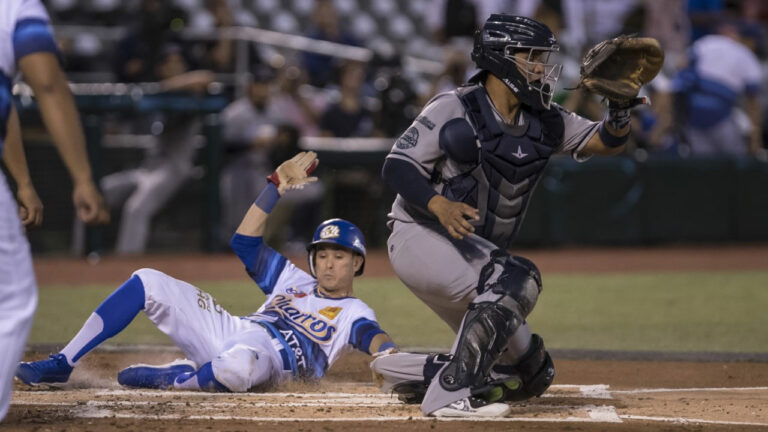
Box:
1;0;55;420
231;234;385;378
0;0;57;152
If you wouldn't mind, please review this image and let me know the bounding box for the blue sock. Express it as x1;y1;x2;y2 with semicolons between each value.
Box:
174;362;229;392
61;275;146;364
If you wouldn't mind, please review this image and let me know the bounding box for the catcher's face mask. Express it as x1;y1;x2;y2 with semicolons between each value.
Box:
506;46;562;109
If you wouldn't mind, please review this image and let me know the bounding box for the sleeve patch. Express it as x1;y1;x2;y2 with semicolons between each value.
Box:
396;126;419;149
416;115;436;130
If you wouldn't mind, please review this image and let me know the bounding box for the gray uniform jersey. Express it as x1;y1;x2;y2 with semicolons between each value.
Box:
385;84;599;225
384;84;600;332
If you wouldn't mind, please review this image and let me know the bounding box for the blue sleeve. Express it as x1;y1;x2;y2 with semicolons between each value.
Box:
349;318;386;355
230;233;287;295
13;19;60;62
382;157;438;211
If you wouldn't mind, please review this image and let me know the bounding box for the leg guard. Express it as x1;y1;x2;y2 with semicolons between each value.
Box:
420;287;524;414
420;251;542;415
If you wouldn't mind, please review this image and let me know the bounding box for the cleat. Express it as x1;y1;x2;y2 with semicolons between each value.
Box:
392;380;428;404
16;354;73;386
118;359;197;390
481;375;523;403
429;396;511;418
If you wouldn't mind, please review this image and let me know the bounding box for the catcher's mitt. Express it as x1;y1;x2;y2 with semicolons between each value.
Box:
578;35;664;103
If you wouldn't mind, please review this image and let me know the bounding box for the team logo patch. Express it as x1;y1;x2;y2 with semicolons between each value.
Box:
286;287;307;297
320;225;340;239
396;127;419;149
416;115;435;130
318;306;342;320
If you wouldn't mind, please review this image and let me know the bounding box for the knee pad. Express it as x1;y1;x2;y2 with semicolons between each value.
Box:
478;251;542;318
212;344;261;393
438;296;523;392
494;334;555;401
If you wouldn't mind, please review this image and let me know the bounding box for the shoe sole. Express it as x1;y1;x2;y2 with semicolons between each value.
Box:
13;376;69;388
431;403;512;418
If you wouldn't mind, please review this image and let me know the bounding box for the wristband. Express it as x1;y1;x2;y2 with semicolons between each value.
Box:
378;342;397;352
254;182;280;213
598;121;630;148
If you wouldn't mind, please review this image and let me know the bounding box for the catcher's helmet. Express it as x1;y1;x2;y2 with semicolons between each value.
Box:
471;14;561;109
307;218;366;277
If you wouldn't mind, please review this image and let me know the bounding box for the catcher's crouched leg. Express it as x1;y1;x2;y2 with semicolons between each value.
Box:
487;334;555;402
370;352;451;403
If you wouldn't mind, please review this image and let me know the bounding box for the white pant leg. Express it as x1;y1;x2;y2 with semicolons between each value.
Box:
0;174;37;420
134;268;251;367
212;326;291;392
387;221;496;331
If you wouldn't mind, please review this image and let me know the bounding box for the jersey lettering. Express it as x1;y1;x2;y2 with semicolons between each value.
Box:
263;294;337;343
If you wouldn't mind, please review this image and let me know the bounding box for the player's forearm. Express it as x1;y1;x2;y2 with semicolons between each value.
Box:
235;183;278;237
368;333;397;355
19;54;94;185
2;107;34;189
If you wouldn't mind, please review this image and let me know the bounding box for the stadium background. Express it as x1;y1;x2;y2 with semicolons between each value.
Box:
5;0;768;257
5;1;768;430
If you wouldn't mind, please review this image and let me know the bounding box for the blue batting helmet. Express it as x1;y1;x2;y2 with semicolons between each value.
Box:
307;218;367;277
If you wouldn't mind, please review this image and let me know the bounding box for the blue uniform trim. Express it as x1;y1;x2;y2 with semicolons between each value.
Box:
349;318;385;355
73;275;146;362
382;157;438;211
0;73;12;151
258;321;299;375
13;19;60;62
230;233;287;295
188;362;229;391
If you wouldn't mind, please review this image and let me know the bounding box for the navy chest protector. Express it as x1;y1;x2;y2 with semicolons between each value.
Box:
439;86;564;249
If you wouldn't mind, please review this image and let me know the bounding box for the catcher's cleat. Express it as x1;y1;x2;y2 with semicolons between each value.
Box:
16;354;73;386
118;359;197;390
392;380;429;404
479;375;524;403
429;396;511;418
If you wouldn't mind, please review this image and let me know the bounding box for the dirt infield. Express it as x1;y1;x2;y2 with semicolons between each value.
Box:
10;245;767;431
7;350;768;431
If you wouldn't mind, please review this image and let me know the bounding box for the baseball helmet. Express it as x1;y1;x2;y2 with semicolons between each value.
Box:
471;14;561;109
307;218;367;277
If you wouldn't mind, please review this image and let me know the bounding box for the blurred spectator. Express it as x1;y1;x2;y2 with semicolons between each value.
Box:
687;0;726;42
270;65;321;137
73;43;215;255
319;61;378;137
113;0;188;82
301;0;360;88
218;65;323;249
640;0;690;74
671;20;763;157
429;47;471;97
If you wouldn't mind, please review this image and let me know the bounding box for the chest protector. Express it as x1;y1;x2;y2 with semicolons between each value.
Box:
441;86;564;249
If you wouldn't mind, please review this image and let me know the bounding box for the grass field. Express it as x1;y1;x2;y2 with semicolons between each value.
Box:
29;271;768;353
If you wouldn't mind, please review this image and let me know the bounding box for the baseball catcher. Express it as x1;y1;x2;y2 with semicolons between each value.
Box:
375;15;664;417
17;152;397;393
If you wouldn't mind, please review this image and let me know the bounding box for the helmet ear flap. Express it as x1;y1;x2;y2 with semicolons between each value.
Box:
307;247;317;278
